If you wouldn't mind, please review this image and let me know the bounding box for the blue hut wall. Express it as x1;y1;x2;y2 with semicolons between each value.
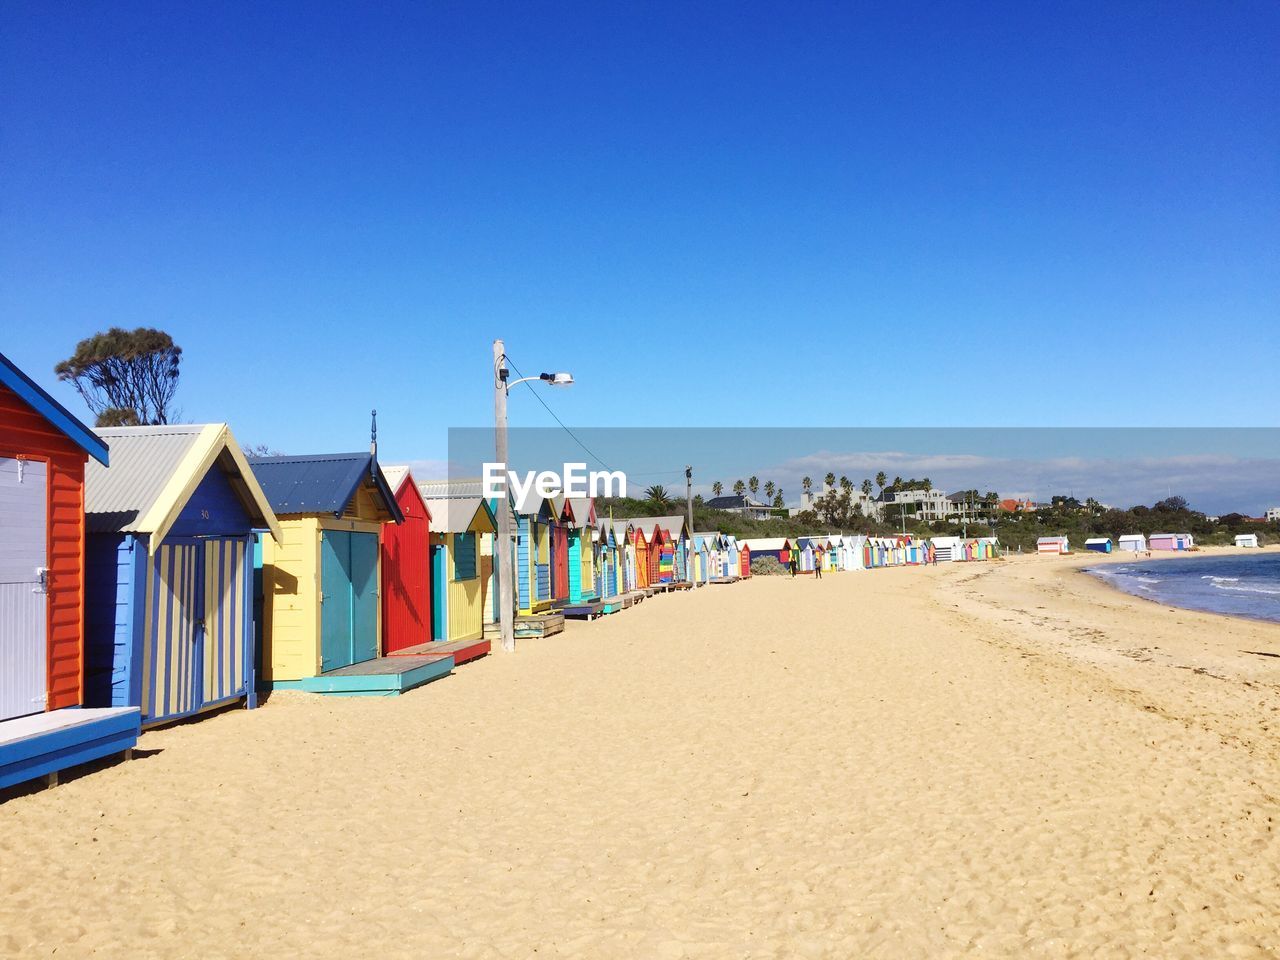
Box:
84;533;148;709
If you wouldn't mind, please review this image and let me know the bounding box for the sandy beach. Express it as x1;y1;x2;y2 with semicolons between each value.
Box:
2;551;1278;958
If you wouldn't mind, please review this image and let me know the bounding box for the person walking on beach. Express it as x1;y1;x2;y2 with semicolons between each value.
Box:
814;549;823;579
789;553;798;577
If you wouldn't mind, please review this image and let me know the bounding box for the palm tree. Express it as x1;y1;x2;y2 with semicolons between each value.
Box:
840;475;852;493
892;475;903;491
748;476;759;497
764;480;776;500
644;485;671;507
802;476;813;495
733;479;746;497
875;471;887;492
712;481;723;497
922;477;932;492
824;471;836;489
772;490;785;508
862;478;873;498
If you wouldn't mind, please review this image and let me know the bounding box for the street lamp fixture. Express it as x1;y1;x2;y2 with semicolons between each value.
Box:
493;341;574;653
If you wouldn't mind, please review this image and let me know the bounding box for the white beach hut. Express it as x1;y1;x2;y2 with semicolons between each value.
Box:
1037;536;1070;555
931;536;962;562
1118;534;1146;552
1235;533;1259;548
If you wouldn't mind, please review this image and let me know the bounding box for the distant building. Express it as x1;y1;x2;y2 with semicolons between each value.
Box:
705;494;775;521
883;487;952;522
998;498;1036;513
798;481;881;519
1268;507;1280;523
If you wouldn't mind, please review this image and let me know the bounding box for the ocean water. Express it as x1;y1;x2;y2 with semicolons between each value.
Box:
1086;552;1280;624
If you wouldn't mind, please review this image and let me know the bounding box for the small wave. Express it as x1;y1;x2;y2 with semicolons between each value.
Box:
1201;575;1240;583
1210;582;1280;597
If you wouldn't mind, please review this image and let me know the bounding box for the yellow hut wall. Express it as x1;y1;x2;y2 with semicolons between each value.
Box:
261;512;385;681
260;517;321;682
435;532;484;642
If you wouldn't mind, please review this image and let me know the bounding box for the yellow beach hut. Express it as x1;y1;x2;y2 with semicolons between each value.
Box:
250;451;406;690
422;495;497;643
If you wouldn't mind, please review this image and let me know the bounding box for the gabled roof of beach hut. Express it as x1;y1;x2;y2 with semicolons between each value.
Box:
88;424;281;544
422;496;496;535
417;477;485;499
649;515;691;542
739;537;790;551
566;496;596;527
0;350;109;465
513;485;556;519
249;452;404;523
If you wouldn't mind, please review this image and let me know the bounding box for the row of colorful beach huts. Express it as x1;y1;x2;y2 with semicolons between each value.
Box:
0;350;1005;791
1035;533;1199;555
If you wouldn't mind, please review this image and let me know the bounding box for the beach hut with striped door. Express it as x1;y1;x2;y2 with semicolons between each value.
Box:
514;489;557;614
0;352;140;790
594;519;619;600
691;533;713;583
738;539;752;577
1085;537;1113;553
251;451;404;685
723;535;741;578
650;515;691;583
931;536;961;562
1037;536;1070;554
378;467;432;655
84;425;281;726
423;497;496;642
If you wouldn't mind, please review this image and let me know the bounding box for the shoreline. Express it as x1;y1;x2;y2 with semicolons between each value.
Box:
1077;545;1280;626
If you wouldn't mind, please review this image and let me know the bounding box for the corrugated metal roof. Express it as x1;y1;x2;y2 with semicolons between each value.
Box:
86;424;281;544
86;425;204;532
739;537;790;551
566;496;594;525
422;496;494;534
648;515;690;540
416;477;485;499
248;452;404;522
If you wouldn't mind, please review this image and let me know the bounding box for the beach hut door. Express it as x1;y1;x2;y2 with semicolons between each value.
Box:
0;457;49;722
320;531;380;672
146;541;205;722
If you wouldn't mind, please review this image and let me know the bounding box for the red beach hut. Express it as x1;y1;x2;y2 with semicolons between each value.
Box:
0;351;139;789
380;466;433;654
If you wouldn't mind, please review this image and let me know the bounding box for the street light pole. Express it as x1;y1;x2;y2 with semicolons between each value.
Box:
493;340;516;653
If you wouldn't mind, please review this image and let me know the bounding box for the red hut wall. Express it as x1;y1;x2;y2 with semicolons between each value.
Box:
0;383;88;711
381;480;431;653
739;547;751;577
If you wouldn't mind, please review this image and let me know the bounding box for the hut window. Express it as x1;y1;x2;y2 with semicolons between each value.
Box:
453;532;477;581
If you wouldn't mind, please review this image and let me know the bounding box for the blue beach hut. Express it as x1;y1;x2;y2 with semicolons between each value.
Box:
84;425;282;726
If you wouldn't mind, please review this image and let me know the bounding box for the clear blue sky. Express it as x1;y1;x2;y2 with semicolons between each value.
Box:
3;2;1278;467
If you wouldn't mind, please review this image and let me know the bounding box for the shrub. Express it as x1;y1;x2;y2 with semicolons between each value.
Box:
750;556;788;576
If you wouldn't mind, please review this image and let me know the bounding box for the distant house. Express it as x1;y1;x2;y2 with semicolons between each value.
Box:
1267;507;1280;523
706;494;775;520
998;498;1036;513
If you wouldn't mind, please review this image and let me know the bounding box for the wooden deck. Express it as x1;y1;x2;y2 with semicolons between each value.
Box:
0;707;140;791
390;637;490;665
561;598;606;620
710;576;739;584
273;654;454;696
515;612;565;639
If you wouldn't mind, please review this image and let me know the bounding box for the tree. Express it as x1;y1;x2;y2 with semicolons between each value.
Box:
764;480;776;500
644;485;672;507
748;476;759;496
802;476;813;495
712;481;723;497
824;471;836;489
772;491;785;508
56;327;182;426
840;475;852;494
922;477;932;492
733;479;746;497
861;478;873;498
892;475;903;491
875;471;887;492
